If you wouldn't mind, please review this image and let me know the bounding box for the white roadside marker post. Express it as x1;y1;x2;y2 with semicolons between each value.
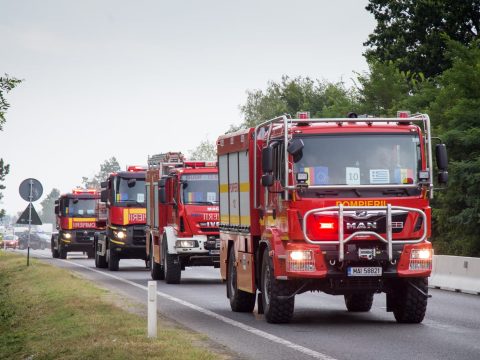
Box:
148;281;157;338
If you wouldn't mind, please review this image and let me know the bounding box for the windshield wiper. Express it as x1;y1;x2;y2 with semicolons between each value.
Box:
189;201;219;205
315;190;339;197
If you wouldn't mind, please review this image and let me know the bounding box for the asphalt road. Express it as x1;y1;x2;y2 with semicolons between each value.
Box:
15;249;480;360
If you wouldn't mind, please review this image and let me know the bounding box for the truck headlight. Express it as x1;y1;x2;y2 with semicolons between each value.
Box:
63;232;71;239
176;240;198;248
115;231;126;240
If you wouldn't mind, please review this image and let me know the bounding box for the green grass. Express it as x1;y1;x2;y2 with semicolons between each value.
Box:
0;252;222;360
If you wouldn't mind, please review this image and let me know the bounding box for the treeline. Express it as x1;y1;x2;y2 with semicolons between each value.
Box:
235;1;480;256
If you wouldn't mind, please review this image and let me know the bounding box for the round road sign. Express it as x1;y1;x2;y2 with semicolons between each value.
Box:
19;178;43;202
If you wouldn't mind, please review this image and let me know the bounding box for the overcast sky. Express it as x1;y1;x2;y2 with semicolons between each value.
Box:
0;0;375;216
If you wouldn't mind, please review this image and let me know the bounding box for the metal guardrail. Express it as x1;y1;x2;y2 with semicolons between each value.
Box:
302;204;428;262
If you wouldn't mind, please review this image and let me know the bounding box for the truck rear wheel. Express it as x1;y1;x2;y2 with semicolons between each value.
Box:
108;248;120;271
261;250;294;323
227;246;256;312
392;278;428;323
95;240;107;268
150;242;165;280
344;293;374;312
163;239;181;284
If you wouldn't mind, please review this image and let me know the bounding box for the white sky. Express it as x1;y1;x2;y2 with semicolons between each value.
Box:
0;0;375;215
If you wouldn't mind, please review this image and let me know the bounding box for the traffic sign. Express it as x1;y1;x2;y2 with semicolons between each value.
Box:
19;178;43;202
16;203;42;225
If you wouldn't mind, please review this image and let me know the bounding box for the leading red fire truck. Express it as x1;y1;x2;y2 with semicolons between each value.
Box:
52;188;104;259
218;112;448;323
94;166;147;271
146;152;220;284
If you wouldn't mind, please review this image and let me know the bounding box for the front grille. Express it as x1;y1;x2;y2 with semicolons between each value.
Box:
132;226;146;246
75;231;95;243
199;227;219;233
344;213;408;234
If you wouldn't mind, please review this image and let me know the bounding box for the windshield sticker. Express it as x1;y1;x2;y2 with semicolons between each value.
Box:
137;193;145;203
370;169;390;184
346;167;360;185
78;209;84;215
394;168;414;184
207;192;217;202
117;193;129;202
300;166;328;185
87;209;95;215
187;192;203;202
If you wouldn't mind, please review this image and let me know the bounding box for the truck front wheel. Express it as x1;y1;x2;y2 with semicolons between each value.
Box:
227;246;255;312
261;250;294;323
163;239;181;284
52;240;59;258
108;248;120;271
344;293;374;312
150;242;165;280
94;240;107;268
59;245;67;259
392;278;428;323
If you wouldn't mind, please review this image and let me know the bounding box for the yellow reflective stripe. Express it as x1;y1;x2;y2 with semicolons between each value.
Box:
123;210;129;225
110;239;125;245
239;183;250;192
219;184;229;193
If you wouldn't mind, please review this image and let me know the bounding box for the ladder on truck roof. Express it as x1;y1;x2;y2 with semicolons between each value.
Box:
147;152;185;175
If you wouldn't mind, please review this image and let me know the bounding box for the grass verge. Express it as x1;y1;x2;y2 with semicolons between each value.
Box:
0;252;220;360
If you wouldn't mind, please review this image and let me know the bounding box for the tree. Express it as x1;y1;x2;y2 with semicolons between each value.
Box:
82;157;121;189
239;76;358;128
0;74;22;218
426;40;480;256
39;188;61;225
189;139;216;160
364;0;480;78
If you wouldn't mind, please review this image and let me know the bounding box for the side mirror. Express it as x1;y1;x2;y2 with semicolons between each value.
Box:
287;138;304;157
261;174;274;187
54;205;59;215
127;178;137;187
100;181;108;189
159;188;166;203
262;147;273;173
100;190;107;203
438;171;448;184
435;144;448;171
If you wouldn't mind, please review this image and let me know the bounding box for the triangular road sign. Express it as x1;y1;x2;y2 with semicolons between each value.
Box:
16;203;42;225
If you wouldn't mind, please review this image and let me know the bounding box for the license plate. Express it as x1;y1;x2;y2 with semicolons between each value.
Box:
347;267;382;276
209;250;220;255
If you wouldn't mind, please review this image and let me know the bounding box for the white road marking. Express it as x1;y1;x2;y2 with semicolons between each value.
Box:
34;252;337;360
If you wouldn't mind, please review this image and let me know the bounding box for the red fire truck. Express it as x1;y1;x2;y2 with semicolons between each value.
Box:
94;166;147;271
52;188;104;259
146;152;220;284
217;112;448;323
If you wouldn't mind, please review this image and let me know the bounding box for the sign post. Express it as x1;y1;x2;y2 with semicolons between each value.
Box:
18;178;43;266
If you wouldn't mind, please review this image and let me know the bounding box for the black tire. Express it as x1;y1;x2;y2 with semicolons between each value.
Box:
150;242;165;280
59;245;67;259
227;246;256;312
94;240;107;268
52;241;60;258
392;278;428;324
108;248;120;271
344;293;374;312
163;239;181;284
261;250;294;323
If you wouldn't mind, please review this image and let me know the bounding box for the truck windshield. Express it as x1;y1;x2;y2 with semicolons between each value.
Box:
65;199;97;217
293;134;421;186
181;173;219;205
115;177;146;205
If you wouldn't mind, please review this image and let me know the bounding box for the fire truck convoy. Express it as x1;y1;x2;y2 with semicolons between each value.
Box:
217;112;448;323
52;188;104;259
94;166;147;271
146;152;220;283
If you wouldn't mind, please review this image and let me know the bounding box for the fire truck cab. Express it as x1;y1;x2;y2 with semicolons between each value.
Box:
146;152;220;284
52;188;103;259
94;166;147;271
218;112;448;323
